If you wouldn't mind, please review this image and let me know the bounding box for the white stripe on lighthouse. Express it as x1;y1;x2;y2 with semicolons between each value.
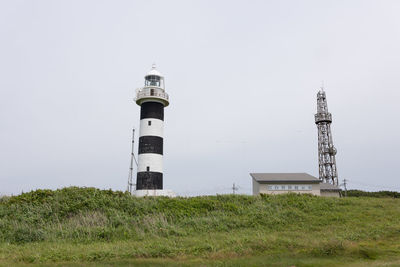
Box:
139;118;164;138
137;153;163;173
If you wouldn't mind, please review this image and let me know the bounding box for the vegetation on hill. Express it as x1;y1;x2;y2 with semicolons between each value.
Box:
346;190;400;198
0;187;399;266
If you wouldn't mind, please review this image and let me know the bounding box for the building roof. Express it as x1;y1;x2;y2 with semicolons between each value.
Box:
320;183;342;191
250;173;320;183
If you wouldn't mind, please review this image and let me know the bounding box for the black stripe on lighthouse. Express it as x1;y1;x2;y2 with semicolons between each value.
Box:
138;136;163;154
136;172;163;190
136;101;164;190
140;102;164;120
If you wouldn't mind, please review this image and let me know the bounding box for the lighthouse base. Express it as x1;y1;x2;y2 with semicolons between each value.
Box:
132;189;176;198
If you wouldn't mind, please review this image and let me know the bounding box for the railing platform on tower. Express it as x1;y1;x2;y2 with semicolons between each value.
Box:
315;113;332;123
135;87;169;106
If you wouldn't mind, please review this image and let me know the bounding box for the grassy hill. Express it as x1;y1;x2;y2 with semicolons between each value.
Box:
0;187;399;266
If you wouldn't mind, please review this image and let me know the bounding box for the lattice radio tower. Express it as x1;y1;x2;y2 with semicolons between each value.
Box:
314;88;338;186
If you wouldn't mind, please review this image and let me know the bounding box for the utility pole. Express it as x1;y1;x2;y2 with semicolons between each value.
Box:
339;179;348;197
232;183;239;195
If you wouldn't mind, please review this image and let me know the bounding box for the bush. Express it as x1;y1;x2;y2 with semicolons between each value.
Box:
347;190;400;198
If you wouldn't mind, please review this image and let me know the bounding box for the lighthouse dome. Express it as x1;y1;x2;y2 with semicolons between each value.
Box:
145;64;163;78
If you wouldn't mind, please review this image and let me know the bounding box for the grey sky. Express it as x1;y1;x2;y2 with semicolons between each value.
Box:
1;0;399;196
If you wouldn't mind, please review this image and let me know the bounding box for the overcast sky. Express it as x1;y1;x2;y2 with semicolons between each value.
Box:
1;0;399;196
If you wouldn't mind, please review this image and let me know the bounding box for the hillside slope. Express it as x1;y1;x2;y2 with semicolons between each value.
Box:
0;187;399;266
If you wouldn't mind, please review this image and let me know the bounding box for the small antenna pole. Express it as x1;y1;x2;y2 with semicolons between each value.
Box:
343;179;348;197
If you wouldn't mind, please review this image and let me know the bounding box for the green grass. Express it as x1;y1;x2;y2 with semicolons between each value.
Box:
0;187;400;266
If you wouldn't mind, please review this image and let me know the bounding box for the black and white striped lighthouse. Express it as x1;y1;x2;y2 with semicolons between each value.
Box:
134;65;174;197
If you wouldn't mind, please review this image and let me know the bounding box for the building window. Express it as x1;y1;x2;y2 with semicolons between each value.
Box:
146;166;150;171
148;121;151;126
268;184;313;191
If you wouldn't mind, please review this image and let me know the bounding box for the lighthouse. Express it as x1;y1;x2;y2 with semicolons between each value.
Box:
133;65;175;197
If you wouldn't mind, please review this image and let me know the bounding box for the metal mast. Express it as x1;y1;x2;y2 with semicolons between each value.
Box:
314;88;338;186
127;128;138;193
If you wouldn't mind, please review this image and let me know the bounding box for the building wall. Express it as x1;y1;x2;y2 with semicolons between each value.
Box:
255;183;321;196
320;191;340;198
252;179;260;196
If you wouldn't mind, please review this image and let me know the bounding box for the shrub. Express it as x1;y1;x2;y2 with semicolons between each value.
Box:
347;190;400;198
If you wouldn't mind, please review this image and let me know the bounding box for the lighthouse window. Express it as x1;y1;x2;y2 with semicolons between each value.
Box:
148;121;151;126
146;166;150;171
145;75;161;87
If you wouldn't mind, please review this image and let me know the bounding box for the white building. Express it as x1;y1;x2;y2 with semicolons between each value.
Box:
250;173;341;197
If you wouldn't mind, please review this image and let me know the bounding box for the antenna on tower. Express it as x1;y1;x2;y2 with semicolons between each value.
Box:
127;128;138;194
